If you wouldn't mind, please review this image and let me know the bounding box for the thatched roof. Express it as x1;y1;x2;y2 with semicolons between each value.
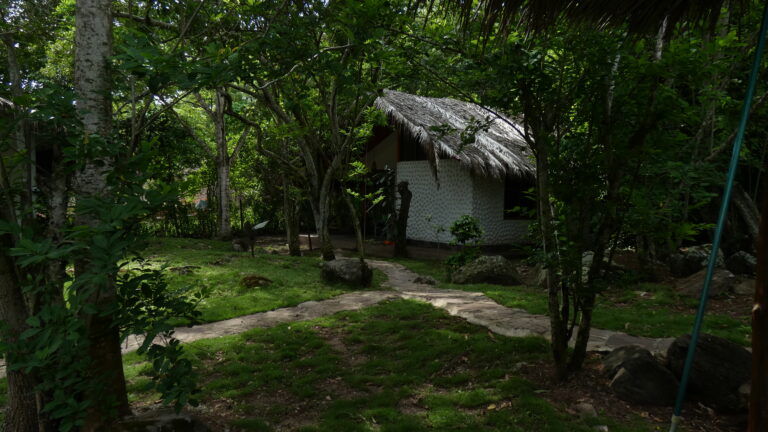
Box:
374;89;534;180
0;96;13;112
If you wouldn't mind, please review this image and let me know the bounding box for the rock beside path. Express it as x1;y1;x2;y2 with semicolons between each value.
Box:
726;251;757;276
451;255;522;285
675;268;736;298
322;258;373;287
669;244;725;278
667;334;751;413
604;346;678;406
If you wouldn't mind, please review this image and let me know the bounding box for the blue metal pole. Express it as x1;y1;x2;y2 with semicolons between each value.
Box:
669;2;768;431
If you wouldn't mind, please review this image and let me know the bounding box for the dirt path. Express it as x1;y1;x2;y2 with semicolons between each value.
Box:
0;259;672;379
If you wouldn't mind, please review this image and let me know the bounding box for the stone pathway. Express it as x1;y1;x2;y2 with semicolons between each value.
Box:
368;260;674;354
0;259;673;379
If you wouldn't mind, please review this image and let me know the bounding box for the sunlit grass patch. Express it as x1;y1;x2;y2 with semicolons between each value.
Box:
138;237;386;323
124;299;655;431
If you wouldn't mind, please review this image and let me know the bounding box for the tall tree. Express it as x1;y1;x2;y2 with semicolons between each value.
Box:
73;0;132;427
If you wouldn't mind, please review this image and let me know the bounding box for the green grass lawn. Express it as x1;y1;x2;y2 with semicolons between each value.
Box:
394;257;751;346
138;237;386;323
124;299;653;431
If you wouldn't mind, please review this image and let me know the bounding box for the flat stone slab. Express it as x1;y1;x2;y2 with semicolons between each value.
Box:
369;260;673;354
121;290;400;354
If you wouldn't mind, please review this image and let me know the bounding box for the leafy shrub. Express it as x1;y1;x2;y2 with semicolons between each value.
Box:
446;215;484;275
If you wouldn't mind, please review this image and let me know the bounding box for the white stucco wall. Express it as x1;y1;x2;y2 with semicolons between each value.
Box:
396;160;472;243
471;174;532;245
396;159;531;245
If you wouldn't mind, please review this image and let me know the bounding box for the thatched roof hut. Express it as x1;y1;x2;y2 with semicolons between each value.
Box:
373;90;534;180
0;96;13;113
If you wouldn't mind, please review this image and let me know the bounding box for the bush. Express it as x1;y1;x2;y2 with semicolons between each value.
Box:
446;215;484;275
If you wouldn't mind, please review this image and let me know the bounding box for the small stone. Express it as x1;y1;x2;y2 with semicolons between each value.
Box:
573;402;597;419
169;265;201;275
414;275;437;285
734;279;755;296
593;426;609;432
113;409;211;432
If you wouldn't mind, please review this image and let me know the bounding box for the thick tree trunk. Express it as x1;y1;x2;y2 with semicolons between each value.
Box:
74;0;130;428
394;181;412;258
0;236;38;432
310;189;335;261
282;175;301;256
749;173;768;431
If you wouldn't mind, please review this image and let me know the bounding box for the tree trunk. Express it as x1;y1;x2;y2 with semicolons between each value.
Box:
310;188;335;261
535;137;569;381
74;0;131;428
394;181;412;258
733;183;760;251
2;34;34;223
214;88;232;240
282;175;301;256
749;172;768;431
0;235;38;432
343;191;365;259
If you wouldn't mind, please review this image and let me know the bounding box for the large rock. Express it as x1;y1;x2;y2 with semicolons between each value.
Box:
669;244;725;278
321;258;373;287
450;255;523;285
604;346;678;406
726;251;757;276
667;334;751;413
675;268;736;298
113;409;211;432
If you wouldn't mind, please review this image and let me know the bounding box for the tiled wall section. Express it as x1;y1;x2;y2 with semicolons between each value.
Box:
471;173;532;245
396;160;531;245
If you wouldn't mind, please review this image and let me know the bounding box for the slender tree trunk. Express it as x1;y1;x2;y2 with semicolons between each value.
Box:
749;173;768;431
282;175;301;256
214;88;232;240
534;137;569;381
74;1;130;428
343;191;365;259
394;181;412;258
3;34;34;223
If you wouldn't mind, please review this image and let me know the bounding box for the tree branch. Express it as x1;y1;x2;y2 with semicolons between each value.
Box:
229;126;252;164
113;11;178;30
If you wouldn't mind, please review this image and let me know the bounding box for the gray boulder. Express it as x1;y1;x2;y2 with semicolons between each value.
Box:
675;268;736;298
450;255;523;285
669;244;725;278
667;334;751;413
726;251;757;276
321;258;373;287
114;409;211;432
604;346;678;406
